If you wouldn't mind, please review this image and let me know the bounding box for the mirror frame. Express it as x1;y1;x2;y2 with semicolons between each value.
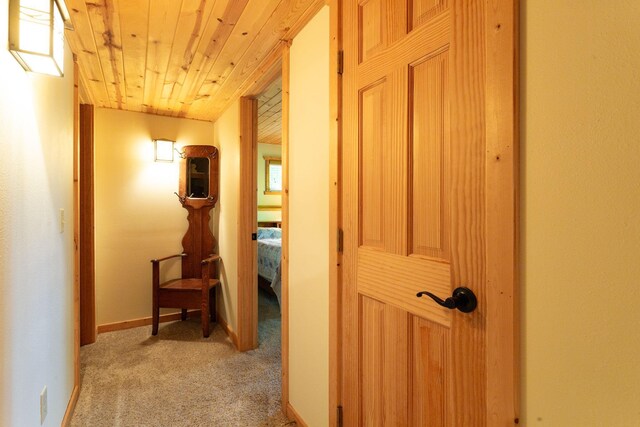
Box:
178;145;219;209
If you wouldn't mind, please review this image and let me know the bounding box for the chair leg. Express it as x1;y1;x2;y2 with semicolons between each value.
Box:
152;295;159;336
209;288;216;324
202;298;210;338
181;308;188;321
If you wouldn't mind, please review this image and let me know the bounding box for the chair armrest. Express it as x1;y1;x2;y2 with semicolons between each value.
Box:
201;254;221;265
151;253;186;264
200;255;220;288
151;253;186;290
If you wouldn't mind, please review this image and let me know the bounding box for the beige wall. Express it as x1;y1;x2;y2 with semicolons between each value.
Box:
288;6;330;426
213;100;241;333
0;13;75;427
258;143;282;222
521;1;640;424
94;109;216;325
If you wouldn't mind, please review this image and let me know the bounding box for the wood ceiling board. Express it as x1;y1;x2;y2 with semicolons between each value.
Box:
67;0;324;122
85;0;127;109
157;0;218;116
173;0;252;117
178;0;282;118
185;0;313;119
258;99;282;122
239;46;283;98
257;77;282;102
117;0;150;112
257;76;282;145
77;71;92;105
198;0;325;121
143;0;183;114
65;0;110;107
258;111;282;132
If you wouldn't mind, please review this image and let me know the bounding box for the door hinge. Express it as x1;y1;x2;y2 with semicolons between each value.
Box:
337;405;343;427
337;228;344;253
337;50;344;75
251;232;257;241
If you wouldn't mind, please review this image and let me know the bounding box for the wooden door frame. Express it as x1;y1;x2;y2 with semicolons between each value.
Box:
328;0;342;425
235;2;328;419
335;0;519;423
236;42;287;402
79;104;96;346
62;55;82;426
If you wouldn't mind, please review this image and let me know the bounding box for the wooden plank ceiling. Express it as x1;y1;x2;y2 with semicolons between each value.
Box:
64;0;322;122
257;76;282;145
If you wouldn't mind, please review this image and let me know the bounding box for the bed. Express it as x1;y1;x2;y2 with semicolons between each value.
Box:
257;227;282;305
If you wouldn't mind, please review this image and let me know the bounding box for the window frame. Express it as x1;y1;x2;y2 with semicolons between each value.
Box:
264;156;282;195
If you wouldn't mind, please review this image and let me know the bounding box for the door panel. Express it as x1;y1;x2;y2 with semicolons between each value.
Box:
409;50;450;260
360;296;409;425
411;316;450;426
409;0;448;31
360;80;386;250
342;0;517;425
358;0;387;62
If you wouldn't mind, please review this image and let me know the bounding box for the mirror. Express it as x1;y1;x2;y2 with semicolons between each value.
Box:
187;157;209;198
178;145;219;208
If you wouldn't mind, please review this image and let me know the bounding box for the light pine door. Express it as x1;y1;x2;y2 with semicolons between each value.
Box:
340;0;518;425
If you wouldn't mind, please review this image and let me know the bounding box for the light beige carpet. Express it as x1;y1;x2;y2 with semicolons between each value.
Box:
71;290;293;427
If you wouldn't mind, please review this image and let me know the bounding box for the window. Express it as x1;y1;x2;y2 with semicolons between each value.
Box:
264;156;282;194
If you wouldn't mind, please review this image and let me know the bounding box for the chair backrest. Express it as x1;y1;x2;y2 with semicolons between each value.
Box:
177;145;219;279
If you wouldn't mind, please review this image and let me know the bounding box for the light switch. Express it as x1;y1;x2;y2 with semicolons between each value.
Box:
60;208;65;233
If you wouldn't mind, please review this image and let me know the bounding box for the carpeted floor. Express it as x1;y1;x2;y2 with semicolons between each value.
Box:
71;290;293;427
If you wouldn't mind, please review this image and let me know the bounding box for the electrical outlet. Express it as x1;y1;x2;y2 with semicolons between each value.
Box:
40;386;47;424
59;208;65;233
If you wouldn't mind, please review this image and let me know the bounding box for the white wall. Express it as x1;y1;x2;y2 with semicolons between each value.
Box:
288;6;330;426
94;108;216;326
521;1;640;424
0;4;75;424
257;142;282;222
213;100;241;333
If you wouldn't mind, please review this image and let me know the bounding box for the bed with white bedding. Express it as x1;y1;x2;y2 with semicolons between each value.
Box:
257;227;282;305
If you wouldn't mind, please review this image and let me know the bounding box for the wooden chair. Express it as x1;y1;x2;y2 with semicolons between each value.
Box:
151;145;220;338
151;253;220;337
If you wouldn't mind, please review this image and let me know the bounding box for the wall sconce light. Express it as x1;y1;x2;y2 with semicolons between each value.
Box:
154;139;175;162
8;0;71;77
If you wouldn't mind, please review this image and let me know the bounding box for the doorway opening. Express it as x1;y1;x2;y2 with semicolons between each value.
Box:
255;76;284;340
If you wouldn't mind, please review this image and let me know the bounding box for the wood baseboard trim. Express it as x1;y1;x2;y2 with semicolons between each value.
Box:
96;310;201;334
61;384;80;426
286;402;308;427
217;313;239;349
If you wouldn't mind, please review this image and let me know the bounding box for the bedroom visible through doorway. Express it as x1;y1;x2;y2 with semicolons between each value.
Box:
255;77;284;329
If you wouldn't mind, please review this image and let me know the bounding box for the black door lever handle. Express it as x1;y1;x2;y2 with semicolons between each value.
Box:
416;287;477;313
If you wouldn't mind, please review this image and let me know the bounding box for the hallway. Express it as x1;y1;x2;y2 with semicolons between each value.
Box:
71;290;291;426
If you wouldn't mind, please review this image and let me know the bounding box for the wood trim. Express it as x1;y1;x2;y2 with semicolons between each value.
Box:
485;0;520;422
61;385;79;427
68;56;81;427
328;0;342;425
286;402;309;427
264;156;282;194
258;205;282;211
79;103;96;346
220;0;326;113
217;312;239;349
280;42;291;414
97;310;201;334
242;45;284;99
237;97;259;351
